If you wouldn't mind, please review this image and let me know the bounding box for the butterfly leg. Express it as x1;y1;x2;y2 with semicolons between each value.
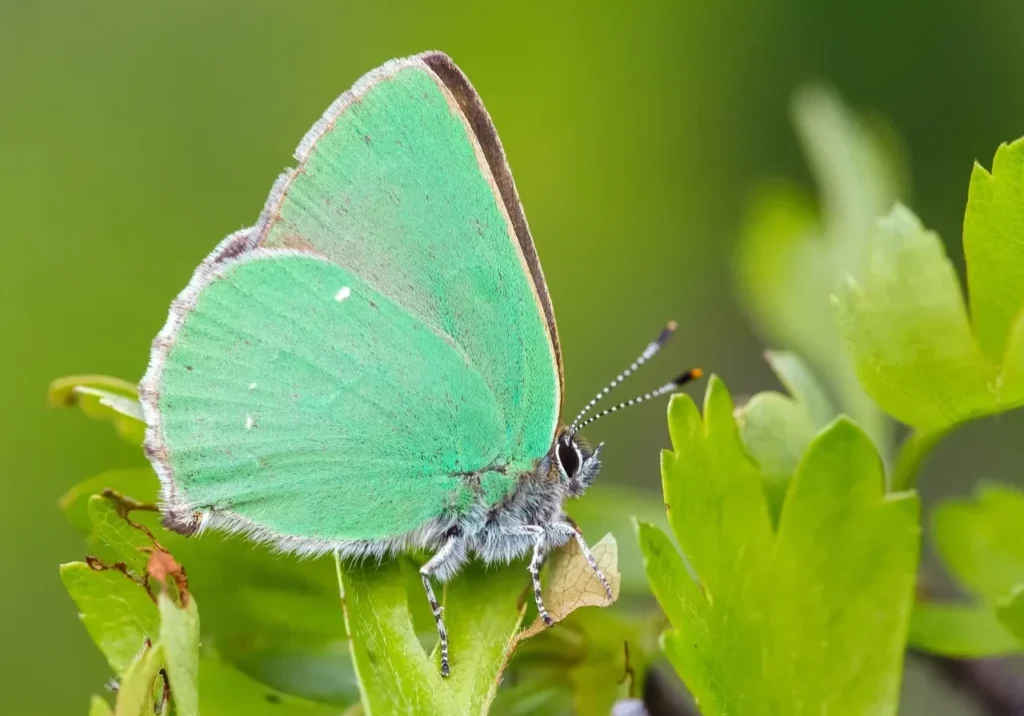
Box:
420;535;463;677
528;532;555;627
551;520;614;601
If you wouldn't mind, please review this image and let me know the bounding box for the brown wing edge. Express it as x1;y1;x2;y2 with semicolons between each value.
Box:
421;52;566;406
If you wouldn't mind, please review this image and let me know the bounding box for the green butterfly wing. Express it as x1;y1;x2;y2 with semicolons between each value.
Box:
140;53;562;548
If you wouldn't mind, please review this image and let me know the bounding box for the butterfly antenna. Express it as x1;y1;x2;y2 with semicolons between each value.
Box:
568;321;679;434
569;368;703;437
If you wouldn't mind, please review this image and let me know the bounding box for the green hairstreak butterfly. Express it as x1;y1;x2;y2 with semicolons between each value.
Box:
139;51;701;676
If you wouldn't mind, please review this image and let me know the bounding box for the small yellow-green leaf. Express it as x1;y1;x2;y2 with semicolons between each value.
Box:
833;205;1002;431
88;695;114;716
912;484;1024;659
909;602;1023;657
964;138;1024;362
736;352;835;524
159;593;200;716
49;375;145;443
932;483;1024;601
518;533;620;641
114;640;164;716
996;586;1024;643
60;561;159;674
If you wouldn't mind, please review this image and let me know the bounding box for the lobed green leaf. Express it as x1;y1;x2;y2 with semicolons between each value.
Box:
964;138;1024;363
834;137;1024;442
640;377;920;716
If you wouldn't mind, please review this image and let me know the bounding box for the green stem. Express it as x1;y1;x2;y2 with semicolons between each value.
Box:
890;427;948;492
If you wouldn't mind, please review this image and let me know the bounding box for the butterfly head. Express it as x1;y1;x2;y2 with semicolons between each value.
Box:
555;321;703;498
553;431;602;498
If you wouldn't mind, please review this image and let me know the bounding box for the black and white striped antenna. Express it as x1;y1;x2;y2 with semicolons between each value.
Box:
567;322;702;438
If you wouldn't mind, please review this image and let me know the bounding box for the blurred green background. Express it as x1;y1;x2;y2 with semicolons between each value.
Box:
3;1;1023;713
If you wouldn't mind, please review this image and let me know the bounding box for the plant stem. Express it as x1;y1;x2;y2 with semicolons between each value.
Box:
890;427;947;492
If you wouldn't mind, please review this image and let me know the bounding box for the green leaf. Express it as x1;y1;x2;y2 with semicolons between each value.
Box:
114;639;164;716
639;377;920;716
63;471;356;704
159;593;200;716
835;136;1024;439
338;557;456;714
736;85;902;451
440;562;530;713
932;482;1024;601
996;586;1024;642
912;483;1024;657
198;653;340;715
964;138;1024;362
60;561;159;674
909;602;1023;657
338;534;619;715
88;695;114;716
86;494;156;576
735;351;834;523
833;205;1001;432
49;375;145;443
60;469;158;533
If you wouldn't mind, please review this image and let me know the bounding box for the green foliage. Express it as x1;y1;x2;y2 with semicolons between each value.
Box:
56;411;632;716
734;350;833;523
639;377;920;715
909;483;1024;657
736;86;905;452
833;141;1024;492
49;375;145;444
159;593;200;716
50;119;1024;714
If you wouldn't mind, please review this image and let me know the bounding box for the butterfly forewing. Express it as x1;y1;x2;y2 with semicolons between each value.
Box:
141;53;562;549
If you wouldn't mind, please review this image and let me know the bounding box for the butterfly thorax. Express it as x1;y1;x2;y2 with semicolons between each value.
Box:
443;429;601;576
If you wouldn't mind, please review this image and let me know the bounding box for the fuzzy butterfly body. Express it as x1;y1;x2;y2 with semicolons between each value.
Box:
141;51;696;676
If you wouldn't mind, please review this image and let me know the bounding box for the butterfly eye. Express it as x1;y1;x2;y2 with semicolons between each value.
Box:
557;440;581;478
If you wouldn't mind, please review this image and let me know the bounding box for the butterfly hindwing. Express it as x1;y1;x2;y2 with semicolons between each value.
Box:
146;249;513;547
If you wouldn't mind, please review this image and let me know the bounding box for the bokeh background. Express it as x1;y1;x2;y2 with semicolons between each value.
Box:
3;1;1023;713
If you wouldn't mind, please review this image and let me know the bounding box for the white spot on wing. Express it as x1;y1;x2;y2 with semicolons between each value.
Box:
335;286;351;302
248;382;257;391
245;415;254;430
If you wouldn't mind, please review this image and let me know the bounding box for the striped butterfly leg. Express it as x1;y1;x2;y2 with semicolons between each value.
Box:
528;531;554;627
420;535;464;677
551;520;614;602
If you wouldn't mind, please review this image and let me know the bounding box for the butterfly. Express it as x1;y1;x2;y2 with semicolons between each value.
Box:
139;51;700;676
